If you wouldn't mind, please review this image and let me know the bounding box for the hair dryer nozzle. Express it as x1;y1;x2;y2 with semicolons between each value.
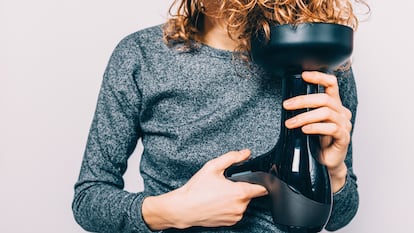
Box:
251;23;353;75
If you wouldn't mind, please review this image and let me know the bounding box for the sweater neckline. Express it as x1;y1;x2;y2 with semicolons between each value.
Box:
195;42;235;59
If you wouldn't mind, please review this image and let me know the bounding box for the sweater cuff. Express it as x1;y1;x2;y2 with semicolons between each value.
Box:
129;193;156;232
326;173;359;231
332;172;355;201
332;172;348;196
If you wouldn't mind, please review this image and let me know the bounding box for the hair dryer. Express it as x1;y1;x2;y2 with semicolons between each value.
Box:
224;23;353;232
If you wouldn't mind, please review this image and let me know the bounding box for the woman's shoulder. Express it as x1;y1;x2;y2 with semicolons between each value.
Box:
108;24;169;63
116;24;164;51
124;24;164;44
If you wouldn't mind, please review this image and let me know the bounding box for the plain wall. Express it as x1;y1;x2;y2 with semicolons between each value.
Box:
1;1;413;232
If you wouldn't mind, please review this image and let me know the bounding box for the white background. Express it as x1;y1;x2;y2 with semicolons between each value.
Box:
1;1;413;232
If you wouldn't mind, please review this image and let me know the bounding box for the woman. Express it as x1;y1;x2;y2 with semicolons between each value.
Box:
72;0;367;232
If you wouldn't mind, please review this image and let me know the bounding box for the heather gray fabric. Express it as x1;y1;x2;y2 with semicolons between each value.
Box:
72;25;359;233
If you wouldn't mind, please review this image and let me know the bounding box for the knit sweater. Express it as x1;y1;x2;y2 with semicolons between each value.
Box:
72;25;359;233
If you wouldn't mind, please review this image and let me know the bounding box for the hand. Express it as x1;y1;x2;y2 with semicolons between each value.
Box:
142;150;268;230
283;71;352;192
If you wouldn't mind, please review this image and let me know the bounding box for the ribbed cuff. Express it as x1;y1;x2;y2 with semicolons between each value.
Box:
129;193;157;233
326;173;359;231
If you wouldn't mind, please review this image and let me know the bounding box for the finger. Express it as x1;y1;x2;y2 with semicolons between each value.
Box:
283;94;352;125
238;182;268;199
343;106;353;121
301;122;351;146
207;150;251;172
283;93;341;112
285;107;349;129
301;71;340;98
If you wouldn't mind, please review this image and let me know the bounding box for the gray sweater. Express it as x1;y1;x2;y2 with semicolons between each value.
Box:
72;25;359;233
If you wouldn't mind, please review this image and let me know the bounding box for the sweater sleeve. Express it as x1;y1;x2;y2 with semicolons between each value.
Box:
72;35;153;233
325;68;360;231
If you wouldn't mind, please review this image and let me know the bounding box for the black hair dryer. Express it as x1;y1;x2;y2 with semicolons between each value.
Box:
224;23;353;232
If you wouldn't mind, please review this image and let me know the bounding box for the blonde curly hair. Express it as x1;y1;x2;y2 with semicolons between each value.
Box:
163;0;369;53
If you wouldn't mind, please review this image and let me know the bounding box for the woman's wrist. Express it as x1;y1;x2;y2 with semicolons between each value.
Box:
142;189;189;231
142;195;171;231
329;162;348;193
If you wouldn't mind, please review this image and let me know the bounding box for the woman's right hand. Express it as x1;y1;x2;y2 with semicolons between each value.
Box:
142;149;268;230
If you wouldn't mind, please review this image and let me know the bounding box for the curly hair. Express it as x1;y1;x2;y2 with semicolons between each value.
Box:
163;0;369;53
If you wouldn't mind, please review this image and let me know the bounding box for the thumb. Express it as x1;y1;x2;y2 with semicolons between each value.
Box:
209;149;251;172
239;182;269;198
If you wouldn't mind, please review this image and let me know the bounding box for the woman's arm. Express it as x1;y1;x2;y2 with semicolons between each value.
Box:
326;69;359;231
72;36;151;233
142;150;267;231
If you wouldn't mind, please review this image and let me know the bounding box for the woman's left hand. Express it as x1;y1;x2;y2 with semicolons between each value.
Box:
283;71;352;193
